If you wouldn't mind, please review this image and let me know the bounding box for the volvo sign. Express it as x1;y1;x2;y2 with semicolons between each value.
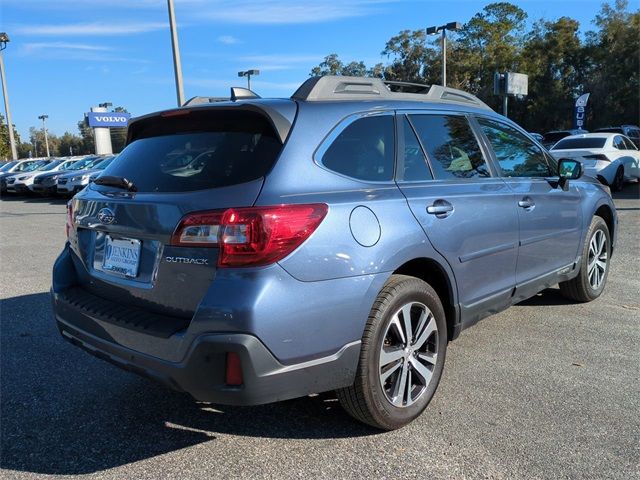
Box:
87;111;131;128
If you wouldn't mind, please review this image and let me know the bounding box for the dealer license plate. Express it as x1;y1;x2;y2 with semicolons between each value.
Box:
103;236;141;278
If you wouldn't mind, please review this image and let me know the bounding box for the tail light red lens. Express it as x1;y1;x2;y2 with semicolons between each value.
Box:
171;203;328;267
65;201;73;238
584;154;610;162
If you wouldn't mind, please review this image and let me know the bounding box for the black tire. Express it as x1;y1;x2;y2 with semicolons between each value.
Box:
559;216;611;302
612;167;624;192
337;275;447;430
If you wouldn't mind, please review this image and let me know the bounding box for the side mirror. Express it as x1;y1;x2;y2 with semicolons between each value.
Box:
557;158;583;190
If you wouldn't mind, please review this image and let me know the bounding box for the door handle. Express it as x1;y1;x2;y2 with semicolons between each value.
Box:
518;197;535;209
427;200;454;218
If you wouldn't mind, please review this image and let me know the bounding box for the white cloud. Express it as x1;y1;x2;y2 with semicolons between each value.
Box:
237;54;323;71
217;35;240;44
200;0;397;24
22;42;113;53
14;21;168;36
19;42;150;63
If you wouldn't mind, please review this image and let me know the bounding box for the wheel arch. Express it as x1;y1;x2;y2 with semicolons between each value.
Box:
393;258;460;341
594;204;616;255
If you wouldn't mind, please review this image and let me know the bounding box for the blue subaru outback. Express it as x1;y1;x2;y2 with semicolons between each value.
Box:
52;76;617;430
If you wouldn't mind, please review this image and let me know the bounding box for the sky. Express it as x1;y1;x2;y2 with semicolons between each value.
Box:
0;0;615;140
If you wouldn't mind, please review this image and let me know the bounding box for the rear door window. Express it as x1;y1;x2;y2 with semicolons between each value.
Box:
399;116;432;181
408;114;490;180
97;110;282;193
319;115;395;182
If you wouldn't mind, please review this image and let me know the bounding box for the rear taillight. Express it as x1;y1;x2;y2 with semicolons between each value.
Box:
171;203;328;267
65;201;73;238
584;154;610;162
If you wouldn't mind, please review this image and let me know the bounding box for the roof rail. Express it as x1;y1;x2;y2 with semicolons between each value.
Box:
291;76;490;110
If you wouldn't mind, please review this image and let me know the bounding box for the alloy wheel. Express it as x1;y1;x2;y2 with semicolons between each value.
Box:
587;229;607;290
379;302;438;407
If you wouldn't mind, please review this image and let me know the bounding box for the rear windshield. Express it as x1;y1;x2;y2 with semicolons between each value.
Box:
94;157;115;170
60;161;82;171
39;161;62;171
552;138;607;150
20;161;48;172
96;110;282;193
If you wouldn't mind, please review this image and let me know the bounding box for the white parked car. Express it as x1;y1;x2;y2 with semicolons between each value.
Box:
549;133;640;191
5;159;64;194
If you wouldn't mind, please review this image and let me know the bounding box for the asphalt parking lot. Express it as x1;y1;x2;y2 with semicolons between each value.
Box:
1;185;638;480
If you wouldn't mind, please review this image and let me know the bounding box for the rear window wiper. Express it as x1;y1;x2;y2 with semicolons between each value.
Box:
93;175;138;192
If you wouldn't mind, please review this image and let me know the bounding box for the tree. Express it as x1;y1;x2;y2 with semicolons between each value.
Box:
110;106;129;153
77;117;95;154
310;54;384;78
58;131;84;157
0;113;20;160
381;29;439;83
583;0;640;127
518;17;586;131
453;2;528;107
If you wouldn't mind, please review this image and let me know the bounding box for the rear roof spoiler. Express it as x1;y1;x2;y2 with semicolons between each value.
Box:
183;87;261;106
127;100;296;145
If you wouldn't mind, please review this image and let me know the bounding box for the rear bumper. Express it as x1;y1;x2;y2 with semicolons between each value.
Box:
50;241;385;405
55;311;360;405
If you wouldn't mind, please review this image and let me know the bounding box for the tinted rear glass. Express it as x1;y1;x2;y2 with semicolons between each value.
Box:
552;138;607;150
21;161;47;172
39;161;62;171
98;110;281;193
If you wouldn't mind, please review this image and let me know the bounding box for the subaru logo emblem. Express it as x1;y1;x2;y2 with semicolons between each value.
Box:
97;208;115;225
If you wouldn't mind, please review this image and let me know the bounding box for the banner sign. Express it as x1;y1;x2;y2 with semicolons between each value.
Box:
87;111;130;128
573;93;590;130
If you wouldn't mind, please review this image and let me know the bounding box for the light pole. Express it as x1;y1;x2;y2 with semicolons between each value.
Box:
38;114;50;157
426;22;462;87
167;0;185;106
238;69;260;90
0;32;18;160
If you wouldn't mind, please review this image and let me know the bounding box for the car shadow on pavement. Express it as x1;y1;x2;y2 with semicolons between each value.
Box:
0;195;69;205
516;288;575;307
612;181;639;200
0;292;376;476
